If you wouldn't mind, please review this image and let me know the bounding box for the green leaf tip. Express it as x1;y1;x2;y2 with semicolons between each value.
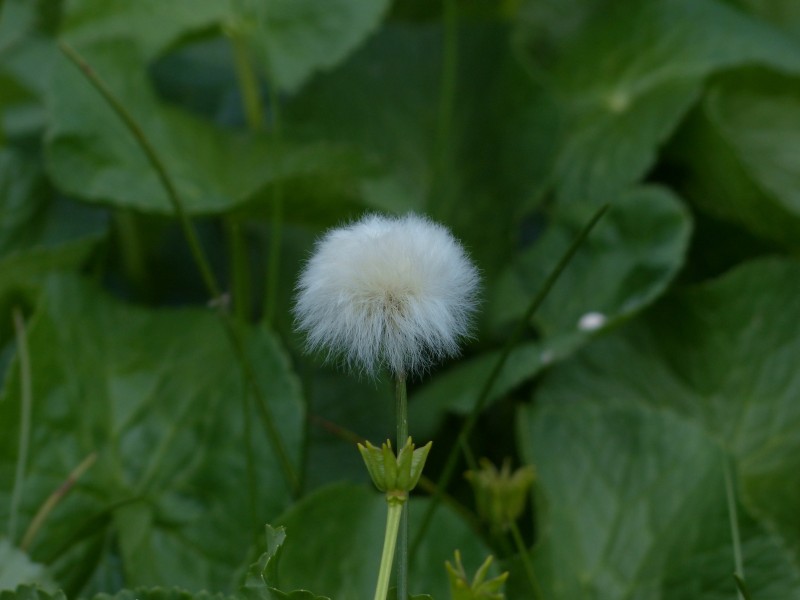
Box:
358;438;432;496
465;458;535;532
242;525;330;600
445;551;508;600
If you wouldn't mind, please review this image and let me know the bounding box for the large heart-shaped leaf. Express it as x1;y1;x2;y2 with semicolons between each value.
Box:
284;23;557;272
541;0;800;204
677;69;800;249
517;402;800;599
516;258;800;597
273;483;491;600
61;0;232;60
410;185;691;436
0;276;304;596
235;0;391;93
44;41;359;215
0;148;106;344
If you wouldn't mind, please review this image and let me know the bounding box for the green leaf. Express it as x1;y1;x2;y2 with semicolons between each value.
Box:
0;1;58;137
241;525;329;600
44;41;359;216
386;590;433;600
492;187;692;338
272;483;490;600
737;0;800;41
93;588;232;600
410;186;691;435
0;540;54;592
236;0;391;93
679;69;800;249
0;149;106;266
0;276;304;596
517;401;800;599
544;0;800;203
0;586;65;600
61;0;232;60
0;148;106;337
283;23;557;271
519;257;800;597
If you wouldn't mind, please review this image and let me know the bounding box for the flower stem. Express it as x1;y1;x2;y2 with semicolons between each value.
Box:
723;452;746;600
226;217;251;323
396;373;409;600
412;203;609;552
264;79;284;327
58;41;300;497
430;0;458;220
228;28;264;131
374;496;405;600
509;521;544;600
21;452;97;552
9;308;32;542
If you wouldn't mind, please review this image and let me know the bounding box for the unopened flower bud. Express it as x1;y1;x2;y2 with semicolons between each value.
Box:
445;550;508;600
358;437;432;498
465;458;535;532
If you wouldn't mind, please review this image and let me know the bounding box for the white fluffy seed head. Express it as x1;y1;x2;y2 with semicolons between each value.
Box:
293;213;480;377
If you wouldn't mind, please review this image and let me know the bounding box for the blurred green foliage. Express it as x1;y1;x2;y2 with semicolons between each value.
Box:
2;0;800;598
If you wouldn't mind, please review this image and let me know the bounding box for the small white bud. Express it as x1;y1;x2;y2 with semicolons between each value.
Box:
578;311;606;332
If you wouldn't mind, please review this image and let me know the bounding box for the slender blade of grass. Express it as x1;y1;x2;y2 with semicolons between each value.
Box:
59;41;300;497
412;203;609;552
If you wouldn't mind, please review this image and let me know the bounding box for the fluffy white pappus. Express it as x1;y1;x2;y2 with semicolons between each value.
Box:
294;213;480;377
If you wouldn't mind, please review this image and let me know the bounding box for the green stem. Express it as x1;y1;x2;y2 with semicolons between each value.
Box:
264;81;284;327
723;452;745;600
226;217;251;323
229;30;264;131
374;497;405;600
21;453;97;552
430;0;458;219
236;321;258;534
396;373;409;600
412;204;609;553
459;437;479;473
114;210;150;299
58;42;220;300
734;574;753;600
59;41;300;497
509;521;544;600
227;26;267;518
9;308;32;542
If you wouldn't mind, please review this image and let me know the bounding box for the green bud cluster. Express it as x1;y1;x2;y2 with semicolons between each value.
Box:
465;458;535;532
358;437;432;500
445;550;508;600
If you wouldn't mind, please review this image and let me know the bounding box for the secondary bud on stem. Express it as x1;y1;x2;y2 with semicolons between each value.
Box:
446;550;508;600
465;458;535;533
358;437;432;498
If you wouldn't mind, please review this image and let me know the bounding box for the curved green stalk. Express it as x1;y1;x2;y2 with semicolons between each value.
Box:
8;308;32;542
264;79;284;327
723;453;746;600
396;373;409;600
412;204;609;552
59;41;300;497
226;217;252;323
375;498;405;600
509;521;544;600
229;29;265;131
21;453;97;552
430;0;458;219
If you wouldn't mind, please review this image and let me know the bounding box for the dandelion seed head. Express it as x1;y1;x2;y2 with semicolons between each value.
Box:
294;213;480;377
